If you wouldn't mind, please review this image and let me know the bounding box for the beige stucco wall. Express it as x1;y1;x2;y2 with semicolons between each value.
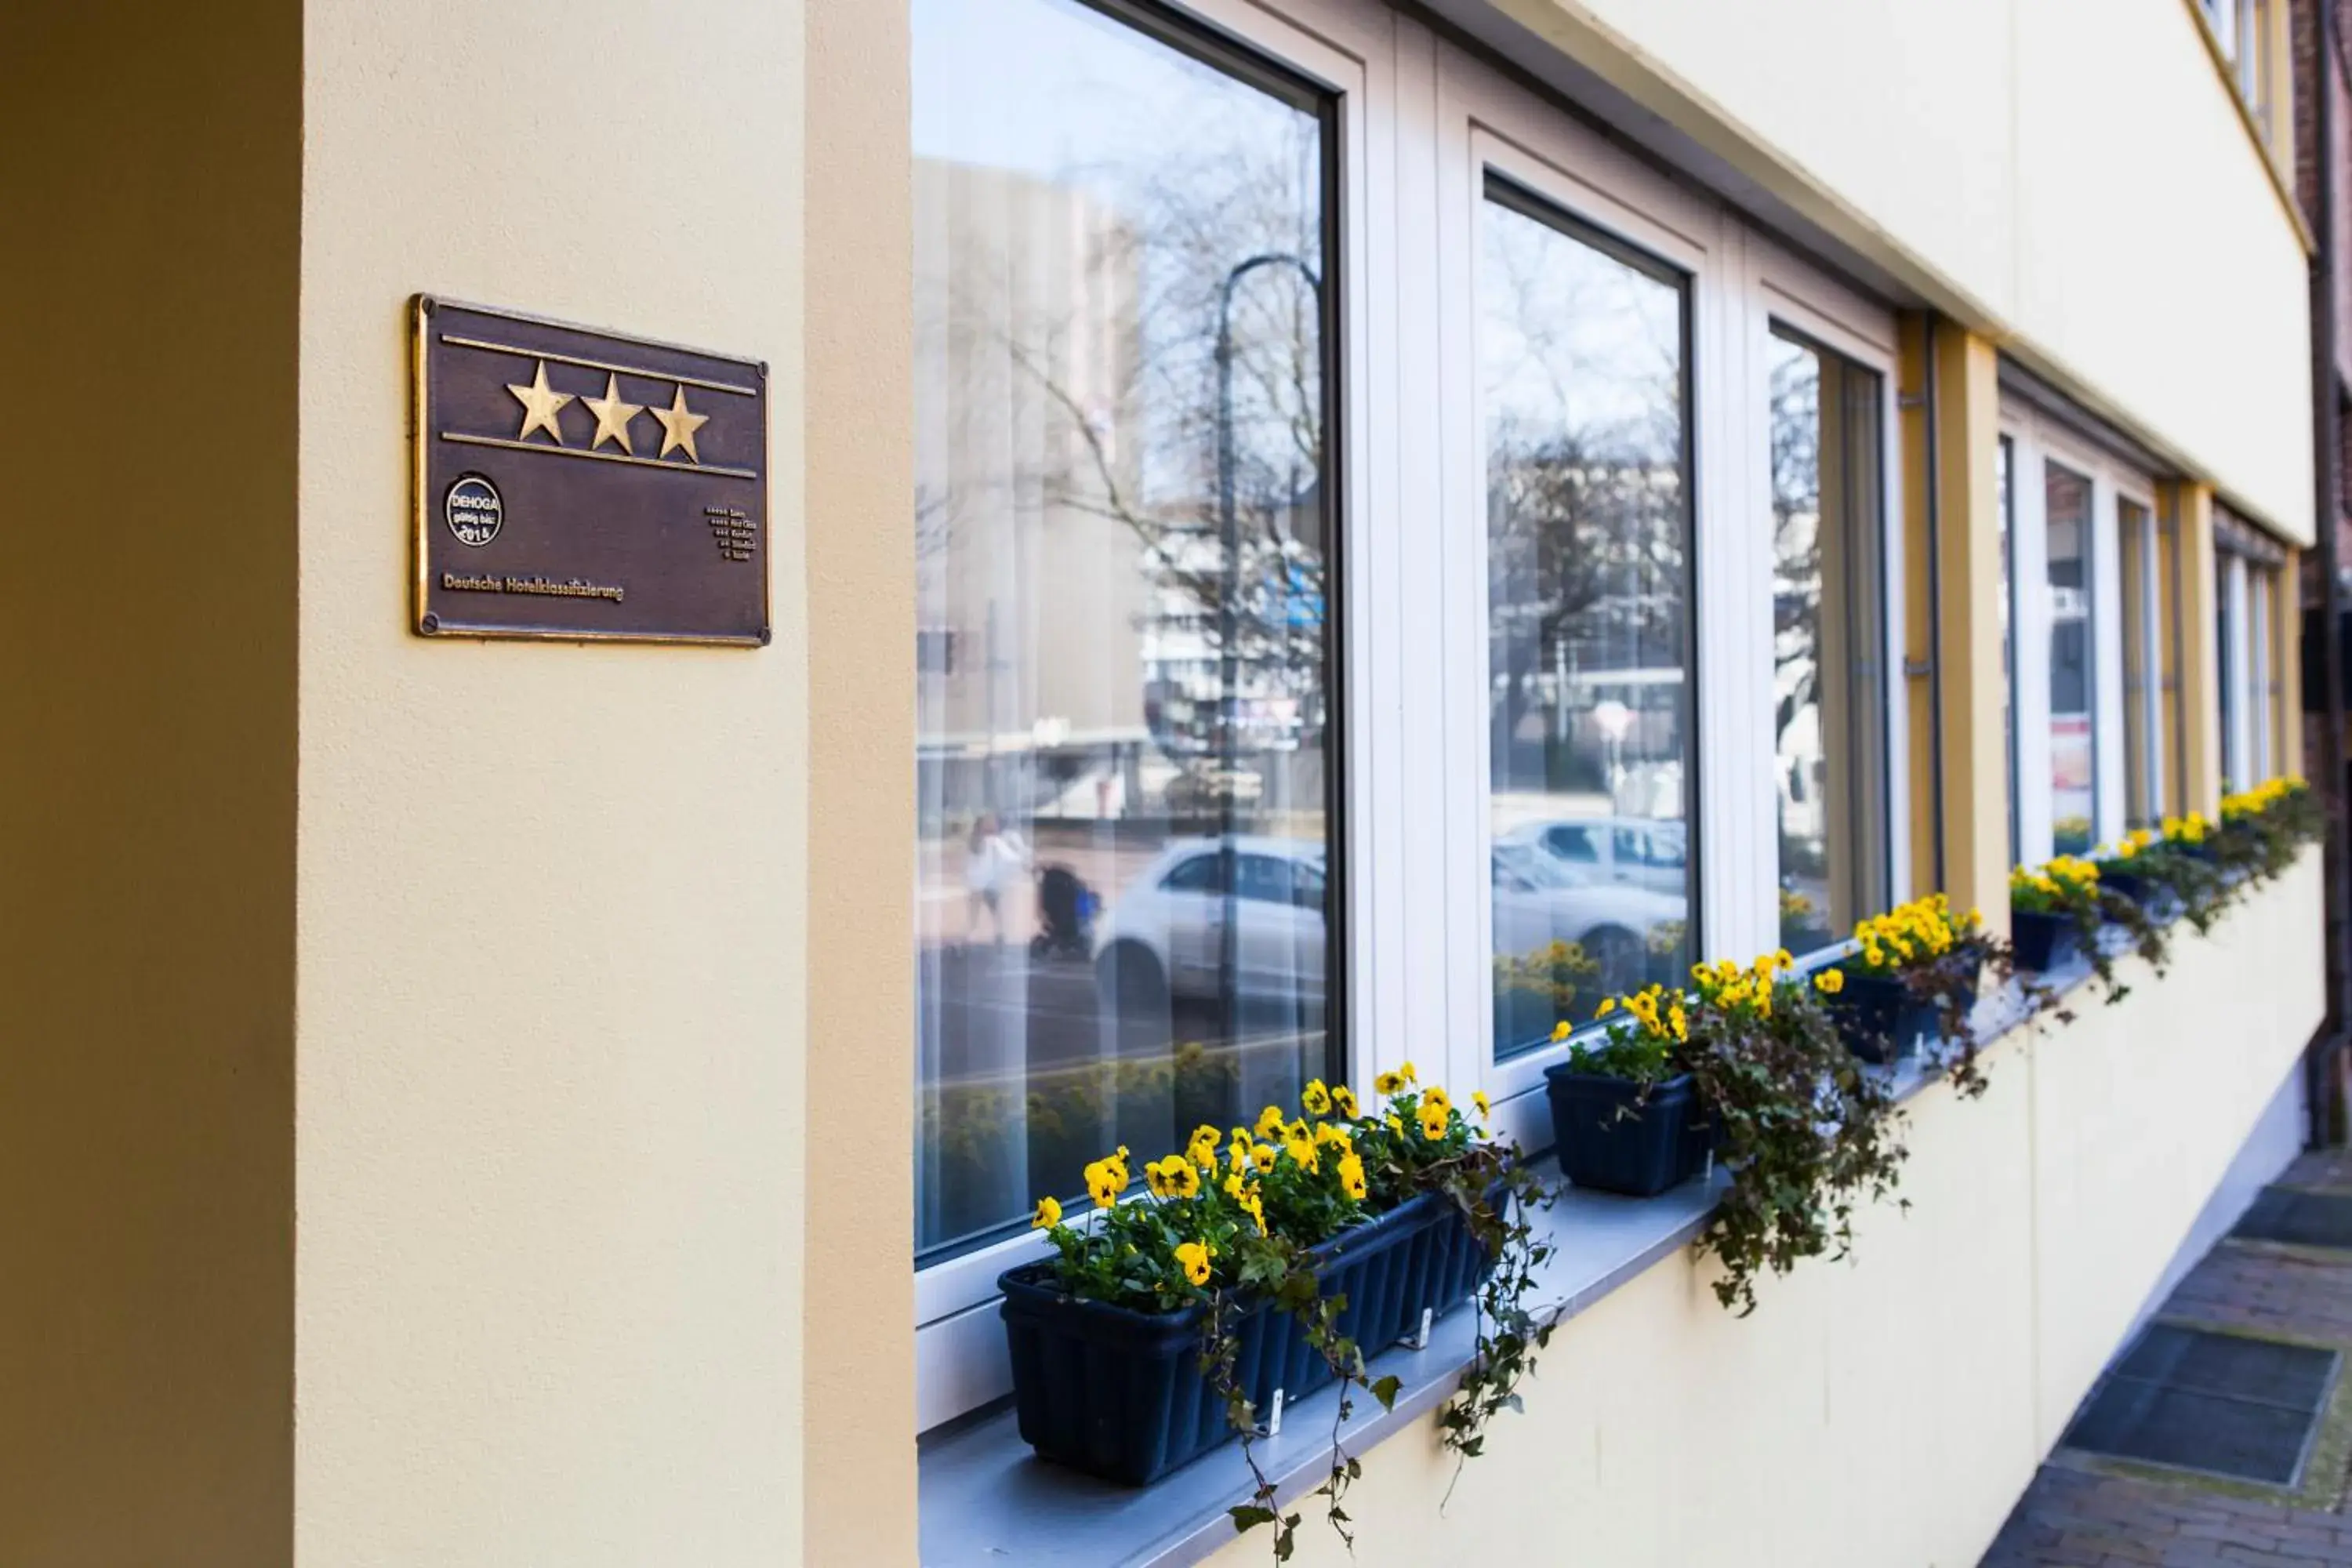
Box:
294;2;811;1563
0;4;301;1563
1215;850;2325;1567
1481;0;2317;546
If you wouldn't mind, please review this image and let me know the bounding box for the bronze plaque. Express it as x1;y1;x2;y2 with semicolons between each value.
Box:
411;296;768;645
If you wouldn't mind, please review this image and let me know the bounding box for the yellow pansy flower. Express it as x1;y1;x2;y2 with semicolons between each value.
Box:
1337;1151;1368;1202
1032;1195;1062;1229
1813;968;1845;996
1174;1240;1212;1288
1084;1160;1121;1208
1301;1080;1333;1116
1330;1084;1359;1119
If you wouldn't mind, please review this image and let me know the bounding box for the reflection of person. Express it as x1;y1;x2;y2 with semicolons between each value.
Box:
964;813;1029;944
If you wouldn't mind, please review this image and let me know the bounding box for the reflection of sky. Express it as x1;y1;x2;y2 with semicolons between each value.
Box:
1480;198;1683;451
914;0;1324;508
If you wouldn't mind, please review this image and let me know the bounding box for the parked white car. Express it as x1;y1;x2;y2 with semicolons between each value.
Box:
1495;816;1690;898
1093;836;1684;1011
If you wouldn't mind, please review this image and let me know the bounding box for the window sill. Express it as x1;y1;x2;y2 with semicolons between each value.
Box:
914;953;2097;1568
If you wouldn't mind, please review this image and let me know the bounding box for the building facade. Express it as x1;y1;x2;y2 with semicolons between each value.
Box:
0;2;2336;1565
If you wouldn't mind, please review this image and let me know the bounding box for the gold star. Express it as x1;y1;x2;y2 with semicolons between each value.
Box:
506;361;574;445
648;384;710;463
582;372;643;455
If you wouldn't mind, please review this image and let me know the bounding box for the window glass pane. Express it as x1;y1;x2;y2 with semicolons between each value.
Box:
2160;507;2187;812
2219;557;2240;789
2045;463;2096;853
2000;436;2020;864
1769;330;1888;956
2118;499;2161;826
2251;566;2274;780
912;0;1335;1261
1481;185;1693;1058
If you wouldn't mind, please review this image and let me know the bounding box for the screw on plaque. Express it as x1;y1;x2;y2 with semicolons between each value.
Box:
421;612;441;633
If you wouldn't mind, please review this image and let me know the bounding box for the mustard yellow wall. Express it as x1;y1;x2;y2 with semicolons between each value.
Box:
1482;0;2315;545
1214;852;2325;1568
294;2;810;1561
0;5;300;1563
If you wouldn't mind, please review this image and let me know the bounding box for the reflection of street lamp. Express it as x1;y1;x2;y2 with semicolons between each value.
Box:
1214;252;1322;1043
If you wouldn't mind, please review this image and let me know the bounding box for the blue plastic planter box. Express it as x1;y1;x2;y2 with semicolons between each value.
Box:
1544;1068;1695;1196
998;1189;1501;1486
1823;971;1936;1065
2009;906;2081;971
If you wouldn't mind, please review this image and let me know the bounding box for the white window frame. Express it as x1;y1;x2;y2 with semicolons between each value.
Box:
1998;409;2151;862
908;0;1388;1433
911;0;1911;1429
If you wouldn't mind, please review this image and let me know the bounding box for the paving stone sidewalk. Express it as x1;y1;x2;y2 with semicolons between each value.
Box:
1981;1149;2352;1568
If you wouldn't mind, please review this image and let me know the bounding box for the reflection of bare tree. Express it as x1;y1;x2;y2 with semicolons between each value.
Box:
1481;218;1687;781
1769;343;1822;750
915;122;1330;776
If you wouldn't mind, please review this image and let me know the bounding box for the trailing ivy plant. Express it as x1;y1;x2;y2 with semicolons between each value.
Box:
1680;954;1911;1315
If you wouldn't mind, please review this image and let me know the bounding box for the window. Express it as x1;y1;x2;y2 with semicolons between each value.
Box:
2201;0;2281;141
2001;408;2146;862
912;0;1340;1267
910;0;1906;1427
2217;539;2288;789
1769;328;1889;955
1480;183;1693;1054
2045;461;2097;854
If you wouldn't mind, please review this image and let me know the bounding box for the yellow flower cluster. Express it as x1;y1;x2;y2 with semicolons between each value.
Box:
1033;1064;1494;1306
2223;775;2303;822
2161;811;2212;846
1692;950;1798;1019
1083;1146;1132;1207
1852;893;1971;974
2100;827;2158;864
2011;854;2099;903
1588;982;1688;1042
1144;1154;1202;1200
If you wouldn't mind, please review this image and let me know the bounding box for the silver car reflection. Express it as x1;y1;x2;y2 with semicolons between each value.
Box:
1091;836;1685;1010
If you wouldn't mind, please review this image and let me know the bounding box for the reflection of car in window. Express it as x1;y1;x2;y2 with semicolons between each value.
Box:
1539;823;1602;865
1499;816;1688;897
1488;846;1683;996
1093;834;1687;1022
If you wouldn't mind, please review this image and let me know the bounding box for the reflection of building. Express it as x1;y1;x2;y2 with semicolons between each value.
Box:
1486;455;1689;808
914;159;1152;825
